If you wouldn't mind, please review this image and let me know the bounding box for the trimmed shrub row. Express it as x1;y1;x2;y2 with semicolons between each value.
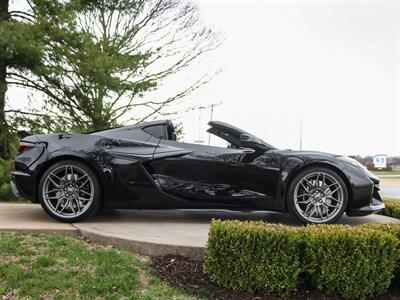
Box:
205;222;302;294
205;220;400;299
305;225;397;299
380;199;400;219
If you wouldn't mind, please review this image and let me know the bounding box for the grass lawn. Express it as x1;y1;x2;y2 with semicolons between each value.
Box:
0;232;207;300
371;168;400;177
384;197;400;201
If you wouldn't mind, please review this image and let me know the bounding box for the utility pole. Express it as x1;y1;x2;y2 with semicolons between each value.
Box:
208;104;215;145
194;106;205;144
194;102;222;145
299;118;303;150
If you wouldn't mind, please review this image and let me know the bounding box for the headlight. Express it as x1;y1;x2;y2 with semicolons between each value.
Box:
338;156;366;169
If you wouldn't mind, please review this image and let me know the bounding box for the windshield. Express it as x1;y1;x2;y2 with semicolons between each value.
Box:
207;121;276;150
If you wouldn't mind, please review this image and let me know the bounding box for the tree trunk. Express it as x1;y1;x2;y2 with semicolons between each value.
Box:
0;0;11;159
92;96;107;131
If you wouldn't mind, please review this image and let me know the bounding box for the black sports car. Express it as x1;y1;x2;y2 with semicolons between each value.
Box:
11;120;384;224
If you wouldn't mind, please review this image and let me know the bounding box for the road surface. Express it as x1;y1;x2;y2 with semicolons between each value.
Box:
380;177;400;199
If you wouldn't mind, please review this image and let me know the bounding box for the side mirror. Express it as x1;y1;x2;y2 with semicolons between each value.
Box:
240;133;260;144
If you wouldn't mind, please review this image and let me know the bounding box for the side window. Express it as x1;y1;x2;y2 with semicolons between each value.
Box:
208;134;232;148
143;125;167;139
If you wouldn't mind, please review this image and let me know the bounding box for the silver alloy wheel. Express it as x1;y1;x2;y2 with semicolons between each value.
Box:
294;172;344;223
42;165;94;219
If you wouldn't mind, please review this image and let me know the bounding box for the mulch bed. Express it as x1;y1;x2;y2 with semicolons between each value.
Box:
151;255;400;300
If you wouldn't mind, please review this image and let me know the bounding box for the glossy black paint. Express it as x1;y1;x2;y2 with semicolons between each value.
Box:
12;120;384;216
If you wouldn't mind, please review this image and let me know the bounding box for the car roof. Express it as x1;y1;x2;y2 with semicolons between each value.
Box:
89;120;172;135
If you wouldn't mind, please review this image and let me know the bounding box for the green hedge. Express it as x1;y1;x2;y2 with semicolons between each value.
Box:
205;221;400;299
359;223;400;279
305;225;398;299
204;221;302;294
359;223;400;241
0;158;15;201
379;199;400;219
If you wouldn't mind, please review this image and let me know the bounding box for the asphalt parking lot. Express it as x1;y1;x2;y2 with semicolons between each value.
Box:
379;177;400;199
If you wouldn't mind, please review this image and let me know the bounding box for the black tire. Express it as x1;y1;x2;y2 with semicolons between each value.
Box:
38;160;101;223
287;167;348;224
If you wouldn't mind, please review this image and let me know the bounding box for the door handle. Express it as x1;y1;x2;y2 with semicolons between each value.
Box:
241;148;255;154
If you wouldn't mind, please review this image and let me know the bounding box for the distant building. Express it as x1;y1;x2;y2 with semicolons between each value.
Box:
373;154;387;169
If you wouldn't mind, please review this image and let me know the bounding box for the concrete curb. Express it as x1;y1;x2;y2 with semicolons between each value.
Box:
0;204;206;259
77;228;205;260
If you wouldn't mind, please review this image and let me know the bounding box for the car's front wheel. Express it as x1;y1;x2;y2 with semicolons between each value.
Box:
38;160;101;222
287;167;348;224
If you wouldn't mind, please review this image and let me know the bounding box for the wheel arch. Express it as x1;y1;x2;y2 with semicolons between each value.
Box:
284;162;353;211
35;155;104;204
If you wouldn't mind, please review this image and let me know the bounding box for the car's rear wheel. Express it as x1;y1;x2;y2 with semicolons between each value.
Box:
287;167;348;224
38;160;101;222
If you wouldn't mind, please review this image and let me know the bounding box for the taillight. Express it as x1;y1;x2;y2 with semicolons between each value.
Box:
17;142;35;153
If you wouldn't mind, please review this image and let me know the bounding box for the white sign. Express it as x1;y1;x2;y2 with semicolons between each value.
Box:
373;154;387;169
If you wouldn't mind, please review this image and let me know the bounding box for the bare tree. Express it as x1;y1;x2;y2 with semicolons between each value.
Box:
8;0;221;132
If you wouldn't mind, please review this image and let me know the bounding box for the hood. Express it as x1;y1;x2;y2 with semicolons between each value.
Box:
274;149;339;158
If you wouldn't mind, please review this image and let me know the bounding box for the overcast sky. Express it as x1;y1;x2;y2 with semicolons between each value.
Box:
179;0;400;156
8;0;400;156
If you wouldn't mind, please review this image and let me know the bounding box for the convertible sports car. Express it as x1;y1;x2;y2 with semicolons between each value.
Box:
11;120;384;224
